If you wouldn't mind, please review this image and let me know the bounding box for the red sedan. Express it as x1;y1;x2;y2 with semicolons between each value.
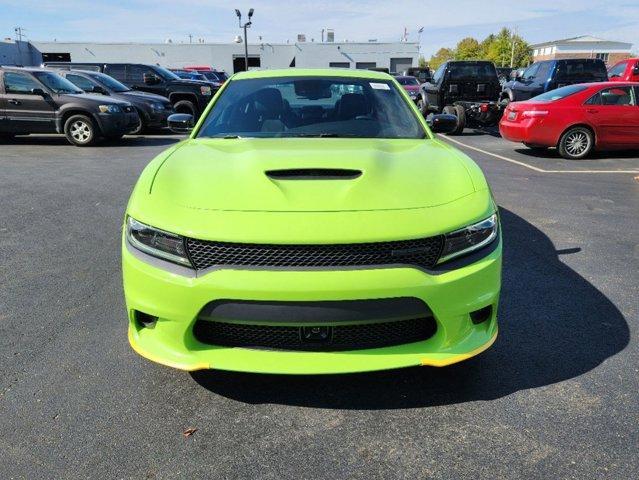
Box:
499;82;639;159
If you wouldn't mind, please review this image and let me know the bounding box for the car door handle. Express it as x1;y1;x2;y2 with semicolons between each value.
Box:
8;99;21;105
586;109;599;114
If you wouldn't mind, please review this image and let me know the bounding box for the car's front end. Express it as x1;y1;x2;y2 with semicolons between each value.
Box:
122;92;174;129
122;70;501;374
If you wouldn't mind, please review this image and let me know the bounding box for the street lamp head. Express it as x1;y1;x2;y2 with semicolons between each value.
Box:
235;9;241;18
248;8;254;18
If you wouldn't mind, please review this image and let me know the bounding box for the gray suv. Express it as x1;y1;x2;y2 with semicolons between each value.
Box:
0;67;139;146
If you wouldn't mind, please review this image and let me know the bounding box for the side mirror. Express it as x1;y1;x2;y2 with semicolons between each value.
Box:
168;113;194;134
426;114;458;134
92;85;107;95
31;88;47;96
632;67;639;75
143;73;161;85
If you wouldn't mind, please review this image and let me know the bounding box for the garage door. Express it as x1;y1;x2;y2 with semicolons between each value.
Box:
390;57;413;75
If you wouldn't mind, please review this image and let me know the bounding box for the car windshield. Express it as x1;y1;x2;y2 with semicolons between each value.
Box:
32;71;83;94
87;71;130;92
449;63;497;81
396;77;419;86
196;76;426;139
530;85;588;102
202;71;228;82
154;66;181;81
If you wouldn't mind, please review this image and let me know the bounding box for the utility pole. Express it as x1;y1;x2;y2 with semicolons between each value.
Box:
14;26;26;42
188;33;193;44
235;8;254;71
510;27;518;68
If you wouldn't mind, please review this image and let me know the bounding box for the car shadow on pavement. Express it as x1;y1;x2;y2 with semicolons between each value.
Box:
514;147;639;160
190;208;629;409
5;135;180;148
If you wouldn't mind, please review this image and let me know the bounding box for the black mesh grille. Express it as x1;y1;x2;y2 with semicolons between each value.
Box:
185;236;444;270
192;317;437;351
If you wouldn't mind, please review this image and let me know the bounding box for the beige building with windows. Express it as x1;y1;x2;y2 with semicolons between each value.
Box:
531;36;633;65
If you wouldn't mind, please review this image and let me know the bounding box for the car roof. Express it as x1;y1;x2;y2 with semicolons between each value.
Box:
0;66;54;73
232;68;393;81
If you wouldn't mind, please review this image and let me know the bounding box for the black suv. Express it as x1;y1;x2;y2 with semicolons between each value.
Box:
0;67;139;146
43;63;217;119
418;61;501;134
500;58;608;104
55;69;173;133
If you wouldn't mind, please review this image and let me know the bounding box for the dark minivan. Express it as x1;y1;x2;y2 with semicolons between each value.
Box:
43;62;216;119
500;58;608;104
0;67;139;146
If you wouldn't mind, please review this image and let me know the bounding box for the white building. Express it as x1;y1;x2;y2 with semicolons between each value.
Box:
17;40;419;74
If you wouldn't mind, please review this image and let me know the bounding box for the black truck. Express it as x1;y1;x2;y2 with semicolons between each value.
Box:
418;60;502;134
43;62;217;119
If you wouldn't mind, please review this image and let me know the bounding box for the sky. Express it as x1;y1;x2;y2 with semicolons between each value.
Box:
1;0;637;57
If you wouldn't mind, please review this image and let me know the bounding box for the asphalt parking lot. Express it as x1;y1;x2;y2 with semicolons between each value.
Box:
1;131;638;479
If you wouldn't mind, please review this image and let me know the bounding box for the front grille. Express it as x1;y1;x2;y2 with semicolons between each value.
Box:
185;235;445;271
192;317;437;351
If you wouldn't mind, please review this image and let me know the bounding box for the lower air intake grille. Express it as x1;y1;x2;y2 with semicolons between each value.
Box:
192;317;437;352
185;235;445;271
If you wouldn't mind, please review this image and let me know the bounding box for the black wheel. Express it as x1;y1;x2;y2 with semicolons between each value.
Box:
558;126;594;159
173;100;197;117
129;109;146;135
64;114;97;146
444;104;466;135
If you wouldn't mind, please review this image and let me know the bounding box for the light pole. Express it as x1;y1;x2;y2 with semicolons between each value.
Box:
235;8;254;71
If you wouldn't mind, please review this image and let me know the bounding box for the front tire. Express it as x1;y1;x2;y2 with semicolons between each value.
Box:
558;126;594;159
173;100;197;117
64;114;97;146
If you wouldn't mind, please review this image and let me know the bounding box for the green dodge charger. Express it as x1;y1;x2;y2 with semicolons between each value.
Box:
122;68;501;374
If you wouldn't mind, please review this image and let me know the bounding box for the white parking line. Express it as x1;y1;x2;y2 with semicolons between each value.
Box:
439;135;639;174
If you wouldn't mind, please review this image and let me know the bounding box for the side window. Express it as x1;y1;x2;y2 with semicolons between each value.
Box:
585;92;601;105
104;65;126;81
127;65;155;83
522;63;540;81
66;74;96;92
535;62;551;82
608;61;627;78
599;87;635;106
432;64;445;84
4;72;41;94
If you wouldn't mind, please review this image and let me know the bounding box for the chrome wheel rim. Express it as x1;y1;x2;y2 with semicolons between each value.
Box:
70;121;91;143
565;131;590;156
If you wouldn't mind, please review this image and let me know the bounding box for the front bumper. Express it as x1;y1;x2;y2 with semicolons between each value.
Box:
122;233;501;374
97;111;140;136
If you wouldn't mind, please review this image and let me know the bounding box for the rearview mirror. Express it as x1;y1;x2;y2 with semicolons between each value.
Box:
31;88;47;96
426;114;458;134
168;113;194;134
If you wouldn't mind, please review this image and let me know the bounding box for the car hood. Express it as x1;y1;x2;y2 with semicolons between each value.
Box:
118;90;169;102
168;79;216;89
149;138;476;213
59;93;131;106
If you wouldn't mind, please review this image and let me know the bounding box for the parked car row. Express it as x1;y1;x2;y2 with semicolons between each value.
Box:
0;62;229;146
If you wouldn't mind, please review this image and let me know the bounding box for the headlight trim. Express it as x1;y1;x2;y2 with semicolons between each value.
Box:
437;213;499;265
126;216;193;267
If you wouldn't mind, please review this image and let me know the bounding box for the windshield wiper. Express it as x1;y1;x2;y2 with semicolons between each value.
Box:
289;133;355;138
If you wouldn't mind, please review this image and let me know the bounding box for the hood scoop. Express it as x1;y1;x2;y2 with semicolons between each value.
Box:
265;168;362;180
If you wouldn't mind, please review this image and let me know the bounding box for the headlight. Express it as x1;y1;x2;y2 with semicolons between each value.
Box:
438;213;499;264
150;102;164;111
126;217;191;267
200;86;212;96
98;104;121;113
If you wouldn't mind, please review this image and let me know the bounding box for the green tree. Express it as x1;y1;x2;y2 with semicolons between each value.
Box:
418;55;428;68
429;47;455;70
454;37;482;60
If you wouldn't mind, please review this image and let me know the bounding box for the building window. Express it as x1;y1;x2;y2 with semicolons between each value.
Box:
595;53;609;62
329;62;350;68
355;62;377;70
